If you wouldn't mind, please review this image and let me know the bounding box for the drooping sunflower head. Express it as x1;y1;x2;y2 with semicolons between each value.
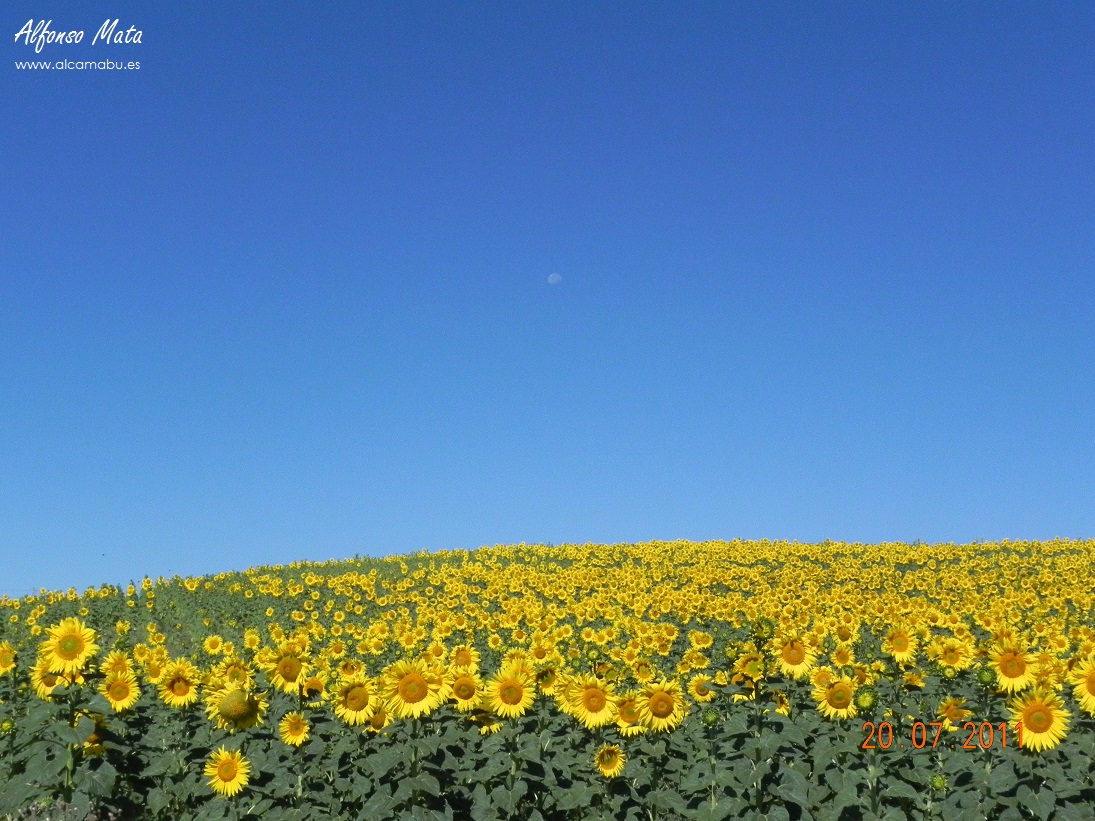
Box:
205;685;268;732
204;747;251;797
535;665;559;696
300;672;328;707
937;697;972;731
595;744;625;779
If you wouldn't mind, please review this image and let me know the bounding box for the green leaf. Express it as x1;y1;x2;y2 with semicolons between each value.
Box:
648;788;689;814
694;798;740;821
361;784;396;818
554;784;598;811
882;780;920;801
146;786;170;815
0;779;39;814
989;761;1016;795
777;766;811;806
494;779;527;815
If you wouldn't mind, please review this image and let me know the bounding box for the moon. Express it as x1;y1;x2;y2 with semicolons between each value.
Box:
547;273;562;285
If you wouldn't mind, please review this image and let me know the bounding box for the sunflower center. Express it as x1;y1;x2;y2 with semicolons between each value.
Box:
108;681;131;700
171;679;191;696
216;760;238;781
399;673;428;703
782;642;806;665
829;685;851;707
1025;706;1051;732
598;750;619;766
942;649;960;665
343;684;371;712
999;654;1025;678
649;692;674;718
454;650;472;666
219;690;253;721
278;657;302;682
891;635;909;652
500;683;524;705
1085;670;1095;695
453;679;476;700
584;690;607;712
57;636;83;660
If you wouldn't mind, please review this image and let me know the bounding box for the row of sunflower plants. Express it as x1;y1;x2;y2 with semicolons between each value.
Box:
2;540;1095;819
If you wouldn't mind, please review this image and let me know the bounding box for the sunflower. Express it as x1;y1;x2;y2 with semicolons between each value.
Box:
688;674;717;703
266;643;309;695
468;709;505;736
300;672;328;707
595;744;625;779
205;685;268;732
158;660;201;708
638;678;687;732
279;712;310;746
101;672;140;712
1069;657;1095;716
99;650;133;677
41;618;99;676
450;667;483;712
989;646;1036;694
381;658;445;719
616;690;647;737
568;674;618;729
214;656;255;689
485;663;536;719
366;702;392;733
535;665;560;696
733;650;766;682
332;675;377;726
814;676;858;720
772;636;817;679
931;637;975;672
204;747;250;797
937;697;972;731
203;635;225;655
882;628;918;665
0;642;15;676
1009;688;1070;753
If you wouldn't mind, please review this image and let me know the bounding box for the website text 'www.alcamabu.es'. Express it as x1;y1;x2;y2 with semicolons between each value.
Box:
15;58;139;70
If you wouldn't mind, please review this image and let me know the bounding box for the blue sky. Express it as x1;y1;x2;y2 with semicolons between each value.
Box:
3;3;1093;598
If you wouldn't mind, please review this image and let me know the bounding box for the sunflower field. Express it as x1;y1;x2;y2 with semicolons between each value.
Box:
2;539;1095;821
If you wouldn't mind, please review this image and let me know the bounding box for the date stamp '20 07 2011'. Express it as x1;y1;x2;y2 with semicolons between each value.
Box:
862;720;1023;751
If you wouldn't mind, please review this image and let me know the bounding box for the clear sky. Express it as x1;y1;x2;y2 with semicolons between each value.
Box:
3;3;1093;599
